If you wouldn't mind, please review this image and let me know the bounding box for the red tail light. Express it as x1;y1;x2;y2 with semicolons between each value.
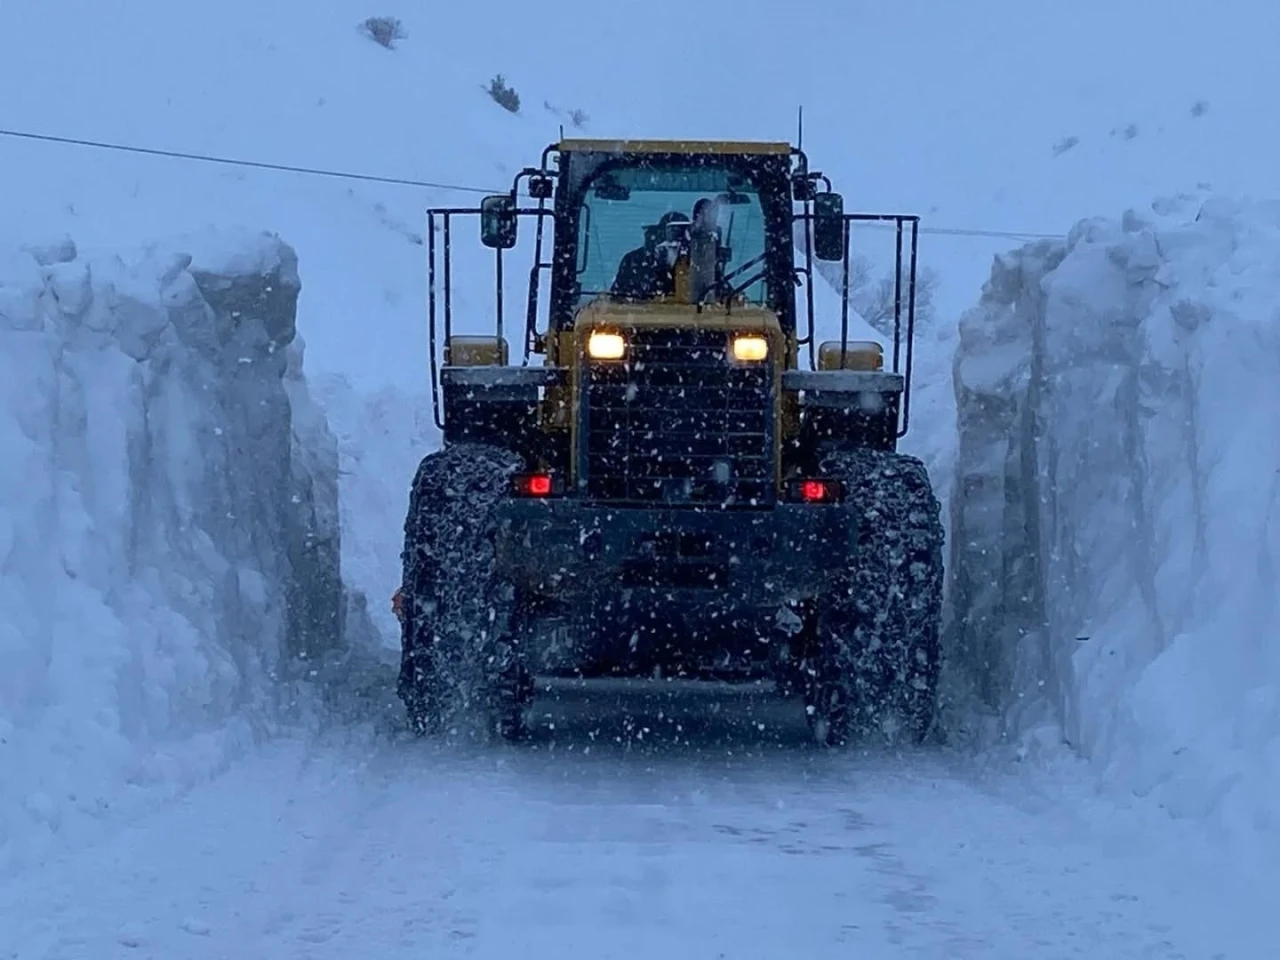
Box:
513;472;556;498
787;478;842;503
800;480;830;502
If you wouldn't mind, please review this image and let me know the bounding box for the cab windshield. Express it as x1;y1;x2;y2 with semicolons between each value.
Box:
572;162;770;311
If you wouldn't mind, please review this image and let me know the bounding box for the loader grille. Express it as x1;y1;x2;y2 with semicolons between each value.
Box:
582;328;774;505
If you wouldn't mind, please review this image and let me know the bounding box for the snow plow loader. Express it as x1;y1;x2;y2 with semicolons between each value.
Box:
394;138;943;745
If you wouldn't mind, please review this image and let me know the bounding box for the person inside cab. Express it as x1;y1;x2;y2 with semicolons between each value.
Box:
610;211;689;300
688;197;724;303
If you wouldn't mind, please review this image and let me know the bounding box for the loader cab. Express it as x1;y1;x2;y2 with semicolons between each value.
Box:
548;143;800;329
477;139;848;345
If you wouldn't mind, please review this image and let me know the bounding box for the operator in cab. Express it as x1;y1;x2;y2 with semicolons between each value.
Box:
610;211;689;300
610;200;729;303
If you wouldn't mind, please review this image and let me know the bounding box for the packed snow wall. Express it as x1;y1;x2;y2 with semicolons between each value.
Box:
950;197;1280;852
0;230;346;873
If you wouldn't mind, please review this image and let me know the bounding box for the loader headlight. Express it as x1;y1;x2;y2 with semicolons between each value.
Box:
731;335;769;362
587;331;626;360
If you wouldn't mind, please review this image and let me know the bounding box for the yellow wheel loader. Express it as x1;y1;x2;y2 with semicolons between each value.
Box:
395;138;943;745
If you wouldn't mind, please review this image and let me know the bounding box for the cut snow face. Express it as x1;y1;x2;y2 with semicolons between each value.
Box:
0;231;346;875
2;0;1278;891
949;195;1280;861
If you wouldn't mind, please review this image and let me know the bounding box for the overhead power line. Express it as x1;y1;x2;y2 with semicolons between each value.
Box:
918;225;1062;241
852;222;1062;242
0;126;495;195
0;125;1063;241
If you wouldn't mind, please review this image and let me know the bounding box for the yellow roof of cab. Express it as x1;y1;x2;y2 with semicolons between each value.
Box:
557;138;792;156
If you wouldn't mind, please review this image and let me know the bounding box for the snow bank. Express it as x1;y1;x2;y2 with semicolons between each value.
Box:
0;230;345;874
950;196;1280;857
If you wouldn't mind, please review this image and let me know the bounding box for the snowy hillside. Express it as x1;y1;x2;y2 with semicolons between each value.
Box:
950;195;1280;861
3;0;1276;389
1;0;1279;920
0;231;345;873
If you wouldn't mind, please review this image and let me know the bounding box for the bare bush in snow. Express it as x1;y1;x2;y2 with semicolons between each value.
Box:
362;16;406;49
543;100;589;129
1052;135;1079;156
856;263;940;338
488;75;521;113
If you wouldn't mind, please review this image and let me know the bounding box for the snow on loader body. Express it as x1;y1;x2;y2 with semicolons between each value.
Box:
395;138;943;745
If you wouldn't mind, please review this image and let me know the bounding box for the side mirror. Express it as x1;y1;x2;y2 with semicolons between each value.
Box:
480;195;517;249
813;192;845;261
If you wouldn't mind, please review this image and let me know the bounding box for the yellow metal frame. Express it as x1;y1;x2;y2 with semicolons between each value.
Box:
447;334;509;366
557;138;792;156
818;340;884;371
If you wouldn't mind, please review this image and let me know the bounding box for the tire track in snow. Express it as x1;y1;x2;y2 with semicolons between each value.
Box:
2;717;1278;959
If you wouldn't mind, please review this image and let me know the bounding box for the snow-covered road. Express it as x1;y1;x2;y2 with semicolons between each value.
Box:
4;688;1275;960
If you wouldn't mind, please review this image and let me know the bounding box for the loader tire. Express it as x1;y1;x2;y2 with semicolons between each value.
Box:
396;442;525;738
805;449;944;746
